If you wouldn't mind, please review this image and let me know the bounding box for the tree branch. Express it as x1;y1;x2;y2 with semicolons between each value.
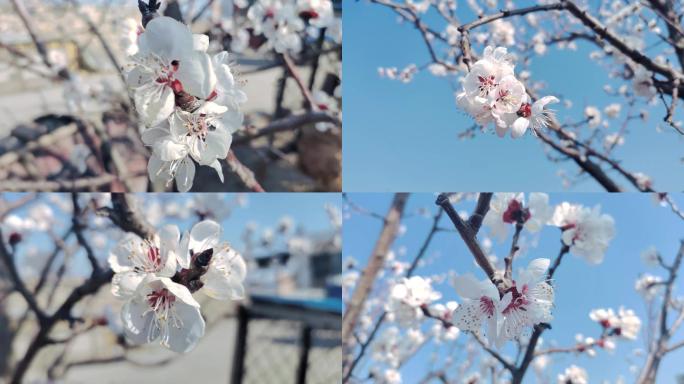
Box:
435;193;496;283
342;193;410;381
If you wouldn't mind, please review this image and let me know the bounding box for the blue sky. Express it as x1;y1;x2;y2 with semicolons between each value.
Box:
343;193;684;383
343;2;684;192
3;193;340;277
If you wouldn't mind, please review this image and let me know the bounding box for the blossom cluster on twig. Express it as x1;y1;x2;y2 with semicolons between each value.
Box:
126;11;247;192
109;219;246;353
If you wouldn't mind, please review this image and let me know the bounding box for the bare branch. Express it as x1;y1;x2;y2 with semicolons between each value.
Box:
226;151;266;192
435;193;496;283
71;193;101;276
282;52;318;110
0;229;47;323
233;112;341;145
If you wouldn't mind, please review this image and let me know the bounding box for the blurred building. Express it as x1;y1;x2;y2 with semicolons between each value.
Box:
246;230;342;299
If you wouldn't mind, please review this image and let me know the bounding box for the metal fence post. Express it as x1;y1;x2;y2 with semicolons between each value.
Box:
296;326;312;384
230;305;249;384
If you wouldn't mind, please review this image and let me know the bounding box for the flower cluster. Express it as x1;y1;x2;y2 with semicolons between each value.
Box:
482;194;616;265
456;46;559;138
589;307;641;340
126;16;247;192
236;0;340;54
369;326;427;384
550;202;616;264
371;326;425;369
452;258;554;347
634;273;664;300
483;192;553;241
109;220;246;353
386;276;442;326
557;365;588;384
571;332;616;357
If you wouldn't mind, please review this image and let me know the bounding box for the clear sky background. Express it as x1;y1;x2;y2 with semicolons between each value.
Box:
343;193;684;383
343;1;684;192
3;193;341;278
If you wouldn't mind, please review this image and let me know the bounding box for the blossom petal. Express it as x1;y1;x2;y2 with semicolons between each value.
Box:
134;82;175;127
189;220;221;252
175;51;217;99
199;131;231;165
157;225;180;277
202;248;246;300
121;299;159;345
193;34;209;52
138;16;193;61
109;233;143;272
532;96;559;115
177;232;191;269
141;126;171;146
159;277;200;308
165;302;205;353
156;139;188;162
511;117;529;138
518;258;550;286
111;271;144;299
202;267;245;300
453;300;486;333
453;274;484;299
126;66;154;89
147;153;172;184
207;159;225;183
175;157;196;192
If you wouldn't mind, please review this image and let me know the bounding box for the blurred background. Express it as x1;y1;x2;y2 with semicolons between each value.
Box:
0;193;342;383
0;0;342;192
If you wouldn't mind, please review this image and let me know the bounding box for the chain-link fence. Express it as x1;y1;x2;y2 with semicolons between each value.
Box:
231;296;342;384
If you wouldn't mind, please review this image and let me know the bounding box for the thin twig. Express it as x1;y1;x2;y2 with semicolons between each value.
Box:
226;151;266;192
282;52;317;110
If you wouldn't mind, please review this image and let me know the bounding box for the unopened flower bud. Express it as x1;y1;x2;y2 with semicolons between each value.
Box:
9;232;22;246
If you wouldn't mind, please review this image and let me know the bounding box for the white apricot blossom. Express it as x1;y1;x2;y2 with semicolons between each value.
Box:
381;368;402;384
127;16;215;127
457;46;558;138
615;307;641;340
506;96;559;138
178;220;247;300
142;101;242;192
589;306;640;340
386;276;441;326
126;15;247;191
550;202;615;264
462;46;515;101
248;0;306;53
111;220;246;353
558;365;588;384
451;274;503;344
483;193;553;241
498;258;554;344
589;307;618;329
108;226;181;299
121;275;205;353
635;274;664;300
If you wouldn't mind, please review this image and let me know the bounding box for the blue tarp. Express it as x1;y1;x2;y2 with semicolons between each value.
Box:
251;294;342;314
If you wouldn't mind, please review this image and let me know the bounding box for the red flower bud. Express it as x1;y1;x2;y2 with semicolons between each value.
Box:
8;232;22;246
